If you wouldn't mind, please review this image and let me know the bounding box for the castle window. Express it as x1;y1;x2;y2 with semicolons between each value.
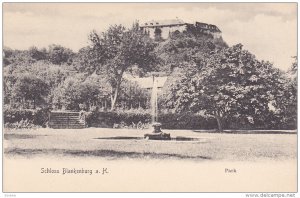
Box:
145;23;148;25
174;30;180;35
154;28;162;41
156;22;159;25
150;23;153;25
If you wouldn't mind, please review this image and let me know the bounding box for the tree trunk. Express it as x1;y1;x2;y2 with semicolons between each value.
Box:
110;70;126;111
110;82;121;111
110;93;117;111
215;115;223;132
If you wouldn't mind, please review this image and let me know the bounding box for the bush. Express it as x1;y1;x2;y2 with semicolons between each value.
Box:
86;110;216;129
88;110;295;130
223;114;297;130
86;110;151;128
4;107;50;128
159;112;217;129
4;119;40;129
5;107;294;130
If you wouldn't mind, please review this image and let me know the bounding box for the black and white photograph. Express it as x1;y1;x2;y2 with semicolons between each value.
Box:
2;2;297;194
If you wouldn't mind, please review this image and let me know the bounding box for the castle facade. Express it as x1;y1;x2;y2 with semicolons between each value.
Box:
140;18;222;40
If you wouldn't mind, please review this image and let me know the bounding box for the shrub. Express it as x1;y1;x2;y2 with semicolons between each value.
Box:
4;119;40;129
86;110;217;129
158;112;217;129
4;107;50;128
86;110;151;128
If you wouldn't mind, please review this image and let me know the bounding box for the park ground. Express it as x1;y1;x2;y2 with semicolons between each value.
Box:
3;128;297;192
3;128;297;161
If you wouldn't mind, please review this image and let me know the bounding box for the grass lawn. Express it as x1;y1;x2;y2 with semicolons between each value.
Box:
4;128;297;161
3;128;297;192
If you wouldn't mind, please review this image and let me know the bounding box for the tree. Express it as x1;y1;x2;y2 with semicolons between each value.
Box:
118;79;150;109
29;60;75;89
72;46;101;75
3;59;73;108
156;32;228;73
165;44;285;131
3;46;14;66
48;44;74;65
3;45;71;68
89;23;157;110
3;49;36;68
52;74;109;111
12;74;49;109
272;56;297;129
28;46;47;61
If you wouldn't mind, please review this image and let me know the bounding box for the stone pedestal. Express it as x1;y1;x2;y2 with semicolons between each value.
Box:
152;122;162;133
144;122;171;140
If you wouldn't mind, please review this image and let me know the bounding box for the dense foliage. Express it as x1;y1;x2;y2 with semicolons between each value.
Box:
3;23;297;130
85;110;217;129
4;106;50;127
162;44;296;130
88;23;157;110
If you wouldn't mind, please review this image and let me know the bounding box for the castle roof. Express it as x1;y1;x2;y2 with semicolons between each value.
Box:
140;18;186;28
140;19;221;33
196;22;221;33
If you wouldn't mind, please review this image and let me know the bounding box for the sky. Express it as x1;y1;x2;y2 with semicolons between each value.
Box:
3;3;297;71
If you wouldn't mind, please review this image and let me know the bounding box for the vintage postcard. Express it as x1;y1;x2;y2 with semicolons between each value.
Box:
2;2;297;194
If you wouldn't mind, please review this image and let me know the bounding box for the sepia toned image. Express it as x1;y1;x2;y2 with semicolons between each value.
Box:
2;2;297;193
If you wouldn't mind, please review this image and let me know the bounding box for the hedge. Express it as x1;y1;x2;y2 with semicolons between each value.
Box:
4;107;50;127
4;108;296;130
85;111;217;129
86;111;296;130
157;113;217;129
85;111;151;128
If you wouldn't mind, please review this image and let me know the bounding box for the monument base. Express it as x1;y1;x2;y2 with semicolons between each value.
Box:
144;122;171;140
144;132;171;140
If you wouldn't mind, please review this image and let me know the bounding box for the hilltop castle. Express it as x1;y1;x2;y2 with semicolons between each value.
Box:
140;18;222;40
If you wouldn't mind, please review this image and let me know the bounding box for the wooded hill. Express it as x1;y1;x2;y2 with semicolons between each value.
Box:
3;23;297;130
